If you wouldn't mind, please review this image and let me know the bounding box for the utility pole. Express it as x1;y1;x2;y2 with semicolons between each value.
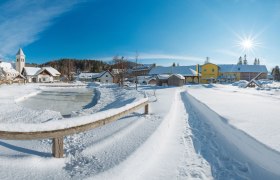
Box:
135;51;138;90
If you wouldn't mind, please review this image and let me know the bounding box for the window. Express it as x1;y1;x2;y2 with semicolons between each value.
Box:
238;68;240;71
212;68;215;72
17;59;19;62
106;80;108;83
106;75;108;77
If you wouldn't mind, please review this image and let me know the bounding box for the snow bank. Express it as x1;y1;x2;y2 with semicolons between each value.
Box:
187;84;280;152
232;80;248;88
183;91;280;179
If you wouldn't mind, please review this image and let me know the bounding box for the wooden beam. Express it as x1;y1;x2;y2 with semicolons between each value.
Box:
0;101;148;140
145;104;149;114
52;137;64;158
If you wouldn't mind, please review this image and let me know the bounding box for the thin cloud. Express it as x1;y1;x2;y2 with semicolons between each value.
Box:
0;0;85;59
96;53;205;64
214;49;240;57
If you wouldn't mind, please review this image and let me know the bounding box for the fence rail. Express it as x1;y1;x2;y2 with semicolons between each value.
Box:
0;100;149;158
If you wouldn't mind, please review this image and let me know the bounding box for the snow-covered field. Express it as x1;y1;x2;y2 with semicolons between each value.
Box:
1;82;280;179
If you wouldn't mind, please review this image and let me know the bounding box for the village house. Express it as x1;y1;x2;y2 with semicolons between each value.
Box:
22;67;61;83
78;70;114;83
0;61;19;82
92;71;114;83
156;74;169;86
168;74;185;86
149;66;201;83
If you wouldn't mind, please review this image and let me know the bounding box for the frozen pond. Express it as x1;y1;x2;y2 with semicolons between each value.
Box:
18;88;94;117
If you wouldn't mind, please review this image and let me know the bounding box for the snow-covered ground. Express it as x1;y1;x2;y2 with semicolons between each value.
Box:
1;82;280;179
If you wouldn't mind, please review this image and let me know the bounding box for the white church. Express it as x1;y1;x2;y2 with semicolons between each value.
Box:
0;48;61;83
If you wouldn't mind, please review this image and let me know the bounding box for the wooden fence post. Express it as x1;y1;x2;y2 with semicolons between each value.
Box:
52;137;64;158
145;104;149;114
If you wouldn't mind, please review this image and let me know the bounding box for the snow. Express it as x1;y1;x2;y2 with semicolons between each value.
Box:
157;74;170;80
149;66;198;76
23;67;41;76
171;74;185;80
0;61;18;74
1;82;280;179
187;84;280;152
219;64;268;73
37;67;61;76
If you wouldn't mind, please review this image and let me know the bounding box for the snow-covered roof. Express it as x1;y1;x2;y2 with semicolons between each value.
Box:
36;67;61;76
218;64;268;73
93;71;114;78
169;74;185;80
23;67;41;76
16;48;25;56
0;62;18;74
157;74;170;80
132;64;155;71
149;66;198;76
0;62;12;69
79;72;99;79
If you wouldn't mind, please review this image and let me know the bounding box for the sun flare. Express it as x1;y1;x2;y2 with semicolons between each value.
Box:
241;39;253;50
235;34;262;54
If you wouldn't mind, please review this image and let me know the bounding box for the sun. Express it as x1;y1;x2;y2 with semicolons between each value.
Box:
235;34;261;54
241;39;253;50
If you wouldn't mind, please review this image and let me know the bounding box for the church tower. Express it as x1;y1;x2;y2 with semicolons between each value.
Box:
16;48;25;74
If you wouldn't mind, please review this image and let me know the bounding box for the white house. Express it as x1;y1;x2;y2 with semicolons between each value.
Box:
78;71;114;83
22;67;61;83
93;71;114;83
0;61;19;81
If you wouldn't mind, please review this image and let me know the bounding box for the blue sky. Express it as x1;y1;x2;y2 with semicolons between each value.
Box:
1;0;280;70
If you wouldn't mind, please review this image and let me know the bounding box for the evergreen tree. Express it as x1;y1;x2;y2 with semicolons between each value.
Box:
237;56;243;65
254;58;258;65
257;58;260;65
172;62;176;67
272;66;280;81
243;54;248;65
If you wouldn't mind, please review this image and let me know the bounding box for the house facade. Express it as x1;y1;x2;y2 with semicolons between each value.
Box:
22;67;61;83
0;61;19;81
200;63;219;83
218;64;268;82
93;71;114;83
168;74;185;86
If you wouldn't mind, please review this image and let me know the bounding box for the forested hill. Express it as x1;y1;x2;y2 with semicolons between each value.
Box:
41;58;110;76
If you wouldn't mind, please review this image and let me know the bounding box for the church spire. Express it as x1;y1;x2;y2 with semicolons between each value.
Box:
16;48;25;74
16;48;25;56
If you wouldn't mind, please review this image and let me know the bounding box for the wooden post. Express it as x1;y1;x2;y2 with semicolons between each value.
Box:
145;104;149;114
52;137;64;158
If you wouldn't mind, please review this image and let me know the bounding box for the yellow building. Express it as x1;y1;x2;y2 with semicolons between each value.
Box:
200;63;219;83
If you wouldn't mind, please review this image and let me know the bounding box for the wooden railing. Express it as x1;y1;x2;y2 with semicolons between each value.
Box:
0;100;149;158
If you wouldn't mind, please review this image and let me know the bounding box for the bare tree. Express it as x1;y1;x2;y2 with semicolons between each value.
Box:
112;56;129;87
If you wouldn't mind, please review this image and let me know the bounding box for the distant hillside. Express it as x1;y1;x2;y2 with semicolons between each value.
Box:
42;58;110;76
